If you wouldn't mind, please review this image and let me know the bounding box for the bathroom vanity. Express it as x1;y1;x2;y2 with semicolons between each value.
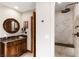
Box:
0;35;27;57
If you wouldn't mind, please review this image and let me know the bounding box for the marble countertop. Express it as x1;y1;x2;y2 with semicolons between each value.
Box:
0;35;27;44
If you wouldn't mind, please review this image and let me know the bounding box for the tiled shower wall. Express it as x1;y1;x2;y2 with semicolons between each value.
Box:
55;7;75;56
55;7;74;44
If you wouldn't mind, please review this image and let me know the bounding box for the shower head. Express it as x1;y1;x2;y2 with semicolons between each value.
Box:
61;8;70;13
61;2;78;13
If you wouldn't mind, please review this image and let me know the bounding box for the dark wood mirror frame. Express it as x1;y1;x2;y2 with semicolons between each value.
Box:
3;18;20;33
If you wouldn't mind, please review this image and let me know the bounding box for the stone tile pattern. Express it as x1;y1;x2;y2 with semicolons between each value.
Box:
55;9;74;57
55;45;74;57
55;10;74;44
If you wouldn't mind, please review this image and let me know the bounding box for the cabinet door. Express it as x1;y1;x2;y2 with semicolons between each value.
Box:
6;39;27;57
17;43;22;56
6;45;17;57
0;42;4;57
22;39;27;53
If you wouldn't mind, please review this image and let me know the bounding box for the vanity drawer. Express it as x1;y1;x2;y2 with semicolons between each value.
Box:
7;42;14;47
7;40;19;47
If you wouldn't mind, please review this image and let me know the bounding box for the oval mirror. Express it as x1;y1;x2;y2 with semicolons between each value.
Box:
3;18;20;33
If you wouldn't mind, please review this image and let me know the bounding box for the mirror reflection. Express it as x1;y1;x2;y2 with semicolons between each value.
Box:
3;18;20;33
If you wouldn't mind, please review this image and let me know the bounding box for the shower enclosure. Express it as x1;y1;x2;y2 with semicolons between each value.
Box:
55;2;79;57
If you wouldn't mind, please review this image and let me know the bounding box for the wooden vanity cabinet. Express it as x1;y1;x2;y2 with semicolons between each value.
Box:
6;38;27;57
6;43;17;57
0;42;4;57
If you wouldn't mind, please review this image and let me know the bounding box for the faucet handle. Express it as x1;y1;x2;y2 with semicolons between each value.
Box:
74;32;79;37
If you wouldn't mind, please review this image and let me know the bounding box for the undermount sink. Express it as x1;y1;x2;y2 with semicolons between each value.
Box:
18;36;24;39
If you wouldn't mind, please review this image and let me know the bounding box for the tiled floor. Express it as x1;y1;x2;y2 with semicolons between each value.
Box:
20;52;33;57
55;45;75;57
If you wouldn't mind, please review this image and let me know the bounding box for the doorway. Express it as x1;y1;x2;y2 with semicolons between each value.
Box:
31;11;36;57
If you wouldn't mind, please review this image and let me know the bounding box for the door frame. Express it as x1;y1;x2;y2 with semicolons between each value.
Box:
31;11;36;57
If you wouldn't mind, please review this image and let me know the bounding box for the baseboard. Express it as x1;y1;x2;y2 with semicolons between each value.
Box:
27;50;32;53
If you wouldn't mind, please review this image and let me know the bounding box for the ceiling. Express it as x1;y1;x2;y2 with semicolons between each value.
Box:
0;2;36;13
55;2;75;12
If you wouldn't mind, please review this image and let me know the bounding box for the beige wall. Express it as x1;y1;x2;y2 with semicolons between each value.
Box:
21;11;33;51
